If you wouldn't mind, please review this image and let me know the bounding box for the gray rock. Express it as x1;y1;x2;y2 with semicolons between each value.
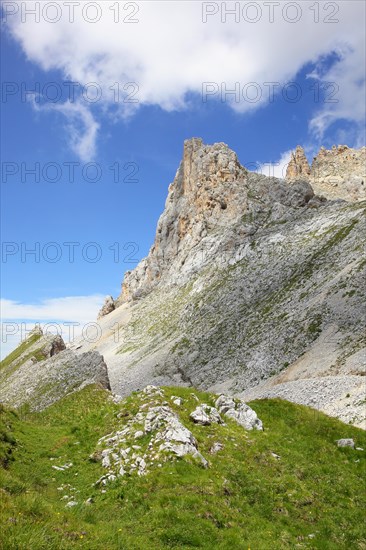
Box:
190;404;222;425
0;349;110;411
215;395;236;414
171;396;183;406
336;438;355;448
209;442;224;454
65;501;78;508
98;295;115;319
215;395;263;431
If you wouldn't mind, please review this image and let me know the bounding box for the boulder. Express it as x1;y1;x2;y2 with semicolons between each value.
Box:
215;395;263;431
98;295;115;319
190;404;222;425
336;438;355;448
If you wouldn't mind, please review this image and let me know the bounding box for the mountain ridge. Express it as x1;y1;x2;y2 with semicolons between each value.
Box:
1;138;365;428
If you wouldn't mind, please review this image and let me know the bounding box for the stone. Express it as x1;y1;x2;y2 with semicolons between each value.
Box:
215;395;263;431
209;442;224;454
102;455;111;468
215;395;236;414
190;404;222;425
286;144;366;201
171;396;183;406
286;146;311;182
336;438;355;448
98;295;115;319
271;452;281;459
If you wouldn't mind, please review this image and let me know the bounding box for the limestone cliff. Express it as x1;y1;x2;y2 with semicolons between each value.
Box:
2;139;365;428
117;138;316;304
84;138;364;428
286;145;311;182
0;328;110;411
286;145;366;201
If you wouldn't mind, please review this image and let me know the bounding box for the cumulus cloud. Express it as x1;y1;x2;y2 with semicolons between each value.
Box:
3;1;365;157
258;150;293;179
0;294;104;321
0;294;105;357
308;40;366;142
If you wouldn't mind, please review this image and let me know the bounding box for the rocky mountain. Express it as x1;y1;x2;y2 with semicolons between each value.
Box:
1;137;366;549
286;144;366;201
1;138;365;428
0;328;109;411
88;139;365;428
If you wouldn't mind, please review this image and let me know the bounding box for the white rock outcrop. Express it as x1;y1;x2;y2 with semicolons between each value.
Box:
215;395;263;431
93;386;264;487
190;404;222;425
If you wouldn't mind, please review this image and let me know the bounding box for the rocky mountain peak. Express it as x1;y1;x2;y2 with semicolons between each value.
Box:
286;145;311;182
286;144;366;201
116;138;317;304
118;139;250;303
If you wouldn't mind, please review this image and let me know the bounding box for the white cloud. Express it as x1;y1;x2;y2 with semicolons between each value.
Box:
52;101;100;162
308;41;366;141
258;150;293;179
4;1;366;157
0;295;104;321
0;294;105;358
32;100;100;162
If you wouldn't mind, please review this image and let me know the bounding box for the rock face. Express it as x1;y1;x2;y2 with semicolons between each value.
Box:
66;138;365;429
286;145;366;201
117;138;316;304
98;296;115;319
286;146;311;182
0;348;110;411
42;333;66;357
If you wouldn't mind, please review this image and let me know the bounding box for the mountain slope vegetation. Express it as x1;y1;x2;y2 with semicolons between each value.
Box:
1;386;365;549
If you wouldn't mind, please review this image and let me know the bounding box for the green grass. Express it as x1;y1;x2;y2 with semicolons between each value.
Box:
1;385;365;549
0;333;43;373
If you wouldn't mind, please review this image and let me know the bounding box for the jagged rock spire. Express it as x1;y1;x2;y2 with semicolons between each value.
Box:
286;146;311;182
115;138;316;306
286;144;366;201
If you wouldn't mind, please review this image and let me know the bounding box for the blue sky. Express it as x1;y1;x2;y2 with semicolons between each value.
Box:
1;1;365;355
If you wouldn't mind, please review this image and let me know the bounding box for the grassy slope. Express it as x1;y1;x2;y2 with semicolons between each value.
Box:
0;333;46;382
0;386;365;550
